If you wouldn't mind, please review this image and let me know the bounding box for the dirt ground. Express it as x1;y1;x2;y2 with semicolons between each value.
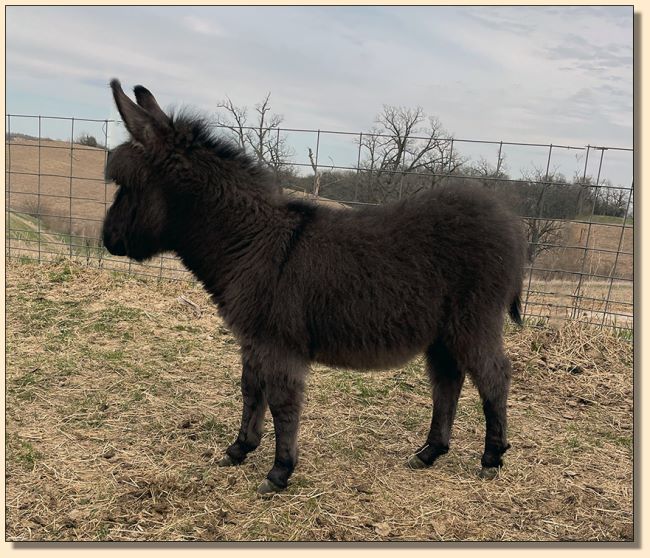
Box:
5;259;633;541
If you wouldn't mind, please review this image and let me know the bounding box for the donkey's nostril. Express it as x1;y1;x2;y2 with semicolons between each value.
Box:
111;239;127;256
103;231;127;256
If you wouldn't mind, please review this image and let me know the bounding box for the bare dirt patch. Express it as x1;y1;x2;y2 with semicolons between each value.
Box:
6;259;633;541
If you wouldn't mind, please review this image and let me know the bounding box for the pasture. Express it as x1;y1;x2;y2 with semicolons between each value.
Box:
6;259;633;541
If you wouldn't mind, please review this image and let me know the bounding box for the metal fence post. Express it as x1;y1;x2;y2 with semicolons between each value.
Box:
101;119;110;269
601;181;633;327
572;147;605;321
38;116;42;263
522;142;555;319
495;141;503;176
569;145;592;319
69;117;75;258
447;139;454;174
355;132;363;202
313;129;321;197
6;115;11;260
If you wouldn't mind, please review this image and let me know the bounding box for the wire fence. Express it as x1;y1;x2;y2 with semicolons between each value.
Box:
5;114;634;333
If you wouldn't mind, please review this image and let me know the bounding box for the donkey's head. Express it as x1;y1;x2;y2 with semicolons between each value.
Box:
103;79;280;262
102;79;181;262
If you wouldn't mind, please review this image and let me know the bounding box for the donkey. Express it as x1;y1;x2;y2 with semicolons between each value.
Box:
102;79;526;495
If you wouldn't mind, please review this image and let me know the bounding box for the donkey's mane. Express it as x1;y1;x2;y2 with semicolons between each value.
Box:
168;109;280;199
169;110;266;170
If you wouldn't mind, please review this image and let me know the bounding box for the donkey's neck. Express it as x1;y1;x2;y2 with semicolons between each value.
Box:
174;183;290;301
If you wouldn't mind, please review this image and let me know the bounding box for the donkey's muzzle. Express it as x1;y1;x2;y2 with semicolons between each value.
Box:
102;227;127;256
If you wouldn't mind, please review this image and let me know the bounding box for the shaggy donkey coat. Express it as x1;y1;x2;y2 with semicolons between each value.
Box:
103;80;527;494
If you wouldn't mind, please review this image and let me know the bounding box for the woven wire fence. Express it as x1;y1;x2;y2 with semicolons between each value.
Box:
5;114;633;332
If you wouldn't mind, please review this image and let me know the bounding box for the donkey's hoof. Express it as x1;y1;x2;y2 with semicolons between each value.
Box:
257;478;284;496
217;455;236;467
479;466;500;480
407;454;429;469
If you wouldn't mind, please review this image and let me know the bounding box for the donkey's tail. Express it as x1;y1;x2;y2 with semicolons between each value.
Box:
509;293;523;326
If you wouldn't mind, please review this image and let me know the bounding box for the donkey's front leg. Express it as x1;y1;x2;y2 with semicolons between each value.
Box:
257;355;307;495
218;347;267;467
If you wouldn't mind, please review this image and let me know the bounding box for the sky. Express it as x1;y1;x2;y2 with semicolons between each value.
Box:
5;5;633;186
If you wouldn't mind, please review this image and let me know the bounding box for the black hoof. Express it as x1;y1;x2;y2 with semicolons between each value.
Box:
217;454;238;467
481;444;510;470
479;466;500;480
257;478;284;496
407;454;429;469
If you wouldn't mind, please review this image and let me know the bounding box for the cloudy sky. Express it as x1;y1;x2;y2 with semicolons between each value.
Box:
6;5;633;185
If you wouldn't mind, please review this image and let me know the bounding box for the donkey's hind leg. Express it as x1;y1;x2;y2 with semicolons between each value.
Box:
470;350;512;478
408;338;466;469
218;346;267;467
445;320;512;478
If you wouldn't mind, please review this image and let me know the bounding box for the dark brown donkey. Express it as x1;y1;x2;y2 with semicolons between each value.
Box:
102;79;527;495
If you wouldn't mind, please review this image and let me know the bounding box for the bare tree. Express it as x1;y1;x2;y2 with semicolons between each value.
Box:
464;155;509;182
215;93;294;178
357;105;462;203
307;147;321;197
519;167;570;264
215;97;248;150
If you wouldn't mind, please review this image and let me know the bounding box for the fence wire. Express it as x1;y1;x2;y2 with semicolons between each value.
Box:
5;114;633;333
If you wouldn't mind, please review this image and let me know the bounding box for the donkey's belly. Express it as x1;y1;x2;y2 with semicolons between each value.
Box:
313;342;426;371
305;303;439;370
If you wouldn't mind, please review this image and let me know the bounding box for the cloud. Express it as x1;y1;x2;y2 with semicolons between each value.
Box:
545;34;632;71
182;15;224;37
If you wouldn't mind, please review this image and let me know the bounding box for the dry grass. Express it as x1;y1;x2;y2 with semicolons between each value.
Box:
534;220;632;281
5;259;633;542
524;279;633;330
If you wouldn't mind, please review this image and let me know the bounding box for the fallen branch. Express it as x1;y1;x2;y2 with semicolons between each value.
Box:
177;295;202;318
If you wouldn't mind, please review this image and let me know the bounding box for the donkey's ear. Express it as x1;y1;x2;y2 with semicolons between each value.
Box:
133;85;171;126
110;79;170;146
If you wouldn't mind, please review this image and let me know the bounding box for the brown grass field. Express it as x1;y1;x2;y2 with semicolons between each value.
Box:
5;259;633;542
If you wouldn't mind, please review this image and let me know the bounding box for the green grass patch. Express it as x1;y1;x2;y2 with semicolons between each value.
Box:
12;366;45;388
200;417;228;440
90;305;144;334
581;214;633;225
7;211;42;231
48;263;75;283
100;348;126;362
23;297;60;332
9;435;43;471
612;326;633;342
599;430;633;450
